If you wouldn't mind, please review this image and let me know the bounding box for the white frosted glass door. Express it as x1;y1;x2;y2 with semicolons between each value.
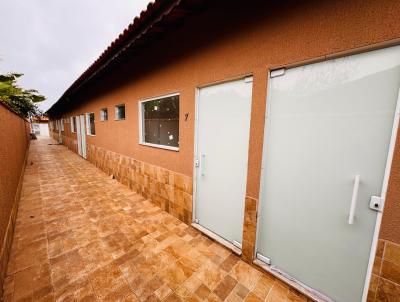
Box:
257;46;400;302
195;77;252;247
58;120;62;144
76;116;82;156
76;115;87;158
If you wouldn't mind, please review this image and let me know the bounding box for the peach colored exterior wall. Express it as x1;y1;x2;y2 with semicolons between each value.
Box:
0;103;30;294
50;1;400;299
54;0;400;242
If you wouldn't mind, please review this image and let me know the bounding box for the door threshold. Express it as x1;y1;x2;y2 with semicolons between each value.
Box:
191;223;242;256
253;259;333;302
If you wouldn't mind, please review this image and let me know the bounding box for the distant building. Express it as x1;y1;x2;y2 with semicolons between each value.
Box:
31;115;49;136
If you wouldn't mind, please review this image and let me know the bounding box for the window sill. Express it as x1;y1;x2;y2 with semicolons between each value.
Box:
139;142;179;152
114;118;126;121
100;120;108;122
87;134;96;136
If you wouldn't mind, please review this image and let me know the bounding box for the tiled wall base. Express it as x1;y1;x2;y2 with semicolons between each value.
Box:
368;239;400;301
242;196;258;262
86;144;193;225
49;131;78;153
63;135;78;153
50;131;57;141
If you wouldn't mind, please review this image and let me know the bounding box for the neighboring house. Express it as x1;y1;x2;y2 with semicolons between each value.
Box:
31;115;49;136
47;1;400;301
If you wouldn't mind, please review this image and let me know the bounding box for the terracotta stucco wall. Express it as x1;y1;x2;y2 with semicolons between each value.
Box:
54;0;400;242
0;103;30;293
49;0;400;299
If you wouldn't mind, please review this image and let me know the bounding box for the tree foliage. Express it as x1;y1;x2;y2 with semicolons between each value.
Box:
0;73;45;118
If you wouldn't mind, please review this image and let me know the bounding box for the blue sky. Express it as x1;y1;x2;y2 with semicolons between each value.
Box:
0;0;151;111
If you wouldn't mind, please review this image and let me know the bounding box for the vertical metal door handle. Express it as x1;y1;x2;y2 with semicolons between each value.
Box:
348;174;360;224
201;154;206;176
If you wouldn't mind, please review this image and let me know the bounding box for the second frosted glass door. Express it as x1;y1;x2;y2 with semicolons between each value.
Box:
257;46;400;302
76;115;87;158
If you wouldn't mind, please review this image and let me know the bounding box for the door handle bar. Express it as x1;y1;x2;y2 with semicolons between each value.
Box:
348;174;360;225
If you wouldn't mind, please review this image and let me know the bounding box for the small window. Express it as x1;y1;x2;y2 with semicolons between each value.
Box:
100;108;108;121
115;104;125;120
140;94;179;150
71;116;77;132
86;113;95;135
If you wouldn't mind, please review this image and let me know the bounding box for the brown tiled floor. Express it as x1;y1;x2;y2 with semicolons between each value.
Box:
2;137;308;301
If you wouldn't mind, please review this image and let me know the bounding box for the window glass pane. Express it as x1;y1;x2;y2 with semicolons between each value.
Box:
90;113;95;134
143;95;179;148
101;108;108;121
88;113;95;135
116;105;125;120
73;117;77;132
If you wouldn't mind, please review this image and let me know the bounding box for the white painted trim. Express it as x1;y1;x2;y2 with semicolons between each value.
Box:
270;68;285;78
85;112;95;136
70;116;75;132
76;116;82;156
79;114;87;159
191;223;242;255
361;88;400;302
196;73;253;89
140;92;180;103
138;100;143;144
138;92;180;150
253;69;273;266
139;142;179;151
253;259;333;302
192;87;201;223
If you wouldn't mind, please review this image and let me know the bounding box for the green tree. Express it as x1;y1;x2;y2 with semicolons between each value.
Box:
0;73;45;118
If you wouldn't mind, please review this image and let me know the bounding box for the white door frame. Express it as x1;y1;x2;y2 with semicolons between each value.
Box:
192;75;252;255
361;89;400;301
76;115;87;159
253;64;400;302
80;114;87;159
76;116;82;156
58;120;62;143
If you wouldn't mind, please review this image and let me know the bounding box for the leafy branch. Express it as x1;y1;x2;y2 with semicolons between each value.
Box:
0;73;45;118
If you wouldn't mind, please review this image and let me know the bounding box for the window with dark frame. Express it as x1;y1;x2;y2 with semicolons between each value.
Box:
115;104;125;120
70;116;77;132
86;113;95;135
73;116;77;132
141;94;179;149
100;108;108;121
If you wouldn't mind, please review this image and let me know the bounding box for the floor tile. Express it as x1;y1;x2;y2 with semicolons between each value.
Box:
2;138;307;302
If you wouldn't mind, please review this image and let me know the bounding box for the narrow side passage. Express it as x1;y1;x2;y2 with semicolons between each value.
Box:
2;138;308;301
